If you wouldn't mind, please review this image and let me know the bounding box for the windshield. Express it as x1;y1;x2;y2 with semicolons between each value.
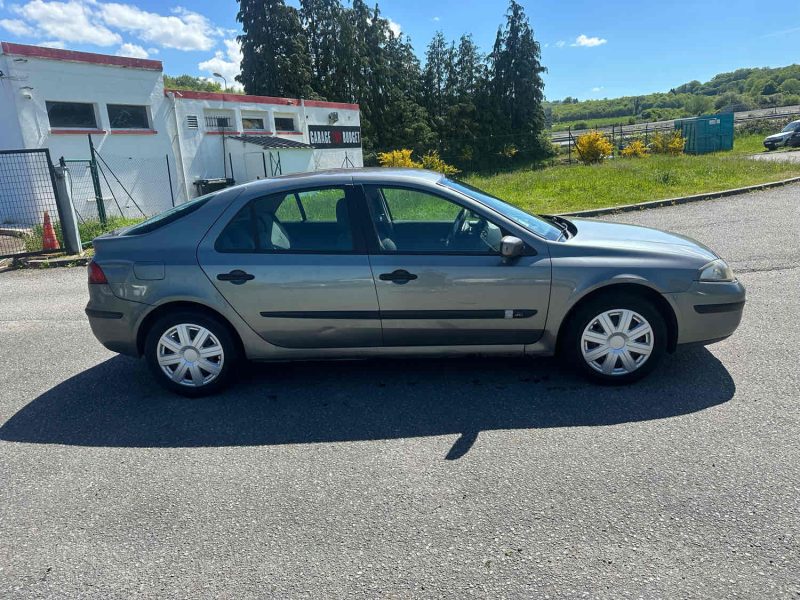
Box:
781;121;800;133
442;178;563;241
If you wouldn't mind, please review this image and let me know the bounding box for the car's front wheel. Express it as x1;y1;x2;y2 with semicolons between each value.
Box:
144;311;239;396
562;293;667;384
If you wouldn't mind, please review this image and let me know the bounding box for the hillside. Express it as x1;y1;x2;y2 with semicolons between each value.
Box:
546;64;800;130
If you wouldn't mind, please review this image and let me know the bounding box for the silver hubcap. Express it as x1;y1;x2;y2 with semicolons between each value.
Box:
156;323;224;387
580;309;654;376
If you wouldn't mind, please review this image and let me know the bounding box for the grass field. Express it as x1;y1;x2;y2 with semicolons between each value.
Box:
465;134;800;214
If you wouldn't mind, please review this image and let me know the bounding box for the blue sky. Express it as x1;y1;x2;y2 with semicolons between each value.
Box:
1;0;797;99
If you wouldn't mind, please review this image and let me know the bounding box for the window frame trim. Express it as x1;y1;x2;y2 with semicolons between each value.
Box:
106;103;152;130
45;100;99;130
214;184;367;255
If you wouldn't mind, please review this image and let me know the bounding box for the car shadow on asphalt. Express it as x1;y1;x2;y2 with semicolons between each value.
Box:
0;347;735;460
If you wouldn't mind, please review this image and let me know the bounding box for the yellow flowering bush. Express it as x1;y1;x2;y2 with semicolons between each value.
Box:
419;150;460;175
377;148;419;168
649;131;685;155
575;131;614;165
620;139;648;158
378;149;459;175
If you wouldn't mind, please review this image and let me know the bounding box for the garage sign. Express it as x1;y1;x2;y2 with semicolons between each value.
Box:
308;126;362;149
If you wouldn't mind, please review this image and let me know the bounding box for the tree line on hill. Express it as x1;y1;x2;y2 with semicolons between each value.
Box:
233;0;552;169
548;64;800;129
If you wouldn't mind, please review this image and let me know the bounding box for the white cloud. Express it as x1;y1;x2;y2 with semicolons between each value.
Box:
432;16;440;22
116;42;148;59
0;18;36;36
555;40;566;48
147;47;159;55
38;39;65;48
572;34;607;47
98;3;217;51
198;38;243;91
386;18;401;37
591;86;603;92
13;0;121;46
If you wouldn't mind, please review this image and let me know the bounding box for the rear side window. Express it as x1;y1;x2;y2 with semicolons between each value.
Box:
215;187;353;253
124;194;215;236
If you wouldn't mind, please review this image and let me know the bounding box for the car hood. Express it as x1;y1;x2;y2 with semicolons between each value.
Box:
566;218;718;262
765;132;791;142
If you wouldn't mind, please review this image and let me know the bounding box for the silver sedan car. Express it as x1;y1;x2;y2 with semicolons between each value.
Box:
86;168;745;396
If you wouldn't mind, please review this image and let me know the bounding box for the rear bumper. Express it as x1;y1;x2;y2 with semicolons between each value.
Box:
86;285;148;356
671;280;746;346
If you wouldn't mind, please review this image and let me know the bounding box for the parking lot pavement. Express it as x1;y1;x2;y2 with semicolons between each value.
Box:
750;148;800;163
1;185;799;599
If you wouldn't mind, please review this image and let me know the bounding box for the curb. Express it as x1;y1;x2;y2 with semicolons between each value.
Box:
559;175;800;218
13;255;90;269
0;227;31;238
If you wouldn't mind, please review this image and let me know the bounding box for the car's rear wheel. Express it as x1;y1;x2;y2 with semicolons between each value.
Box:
144;311;239;397
562;293;667;384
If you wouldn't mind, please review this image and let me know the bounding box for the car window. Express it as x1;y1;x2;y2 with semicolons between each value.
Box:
365;186;503;254
216;187;353;253
123;193;215;236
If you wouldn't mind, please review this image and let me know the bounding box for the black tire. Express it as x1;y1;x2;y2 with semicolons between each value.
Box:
144;310;240;397
561;292;667;385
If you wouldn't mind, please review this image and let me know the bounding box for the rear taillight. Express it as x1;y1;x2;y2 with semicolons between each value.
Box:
88;260;108;284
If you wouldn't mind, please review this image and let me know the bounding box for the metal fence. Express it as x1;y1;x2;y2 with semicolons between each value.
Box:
64;153;175;223
0;148;64;258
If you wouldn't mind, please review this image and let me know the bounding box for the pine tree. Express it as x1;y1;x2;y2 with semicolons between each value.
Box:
236;0;313;98
300;0;343;100
487;0;548;160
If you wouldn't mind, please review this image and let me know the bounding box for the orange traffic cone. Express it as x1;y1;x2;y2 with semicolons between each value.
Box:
42;211;59;251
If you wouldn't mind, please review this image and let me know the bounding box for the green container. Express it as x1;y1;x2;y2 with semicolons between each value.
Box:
675;113;734;154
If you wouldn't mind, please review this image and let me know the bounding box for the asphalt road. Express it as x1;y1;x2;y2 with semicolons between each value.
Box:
1;185;799;598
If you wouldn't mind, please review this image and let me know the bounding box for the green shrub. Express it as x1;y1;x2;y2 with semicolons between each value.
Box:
22;215;143;253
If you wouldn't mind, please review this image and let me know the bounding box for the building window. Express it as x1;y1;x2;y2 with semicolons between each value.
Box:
108;104;150;129
205;114;234;129
274;117;296;132
186;115;199;129
46;101;97;129
242;117;266;130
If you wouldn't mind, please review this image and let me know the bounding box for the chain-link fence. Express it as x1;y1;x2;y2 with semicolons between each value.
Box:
64;151;175;223
0;149;64;258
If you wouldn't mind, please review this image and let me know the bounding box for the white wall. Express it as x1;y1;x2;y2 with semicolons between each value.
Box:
0;44;364;222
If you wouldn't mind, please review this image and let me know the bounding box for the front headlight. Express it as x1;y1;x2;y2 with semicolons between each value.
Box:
698;259;734;282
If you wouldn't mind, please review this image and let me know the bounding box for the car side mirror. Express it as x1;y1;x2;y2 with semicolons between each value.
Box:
500;236;525;261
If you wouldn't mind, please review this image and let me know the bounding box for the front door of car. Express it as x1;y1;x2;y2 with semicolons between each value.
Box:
361;185;551;347
197;185;382;349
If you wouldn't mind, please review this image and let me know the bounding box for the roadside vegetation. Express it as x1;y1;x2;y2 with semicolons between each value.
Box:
546;64;800;130
464;133;800;214
23;216;142;253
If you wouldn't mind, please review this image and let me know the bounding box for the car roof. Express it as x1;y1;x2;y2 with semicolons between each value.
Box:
239;167;445;192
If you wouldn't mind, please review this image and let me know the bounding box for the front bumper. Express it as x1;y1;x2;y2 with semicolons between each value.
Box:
86;284;149;356
671;279;746;346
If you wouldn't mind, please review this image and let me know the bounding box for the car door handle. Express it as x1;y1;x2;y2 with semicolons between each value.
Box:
217;269;255;284
379;269;418;284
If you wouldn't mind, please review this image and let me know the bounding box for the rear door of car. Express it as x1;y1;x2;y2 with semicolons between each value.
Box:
359;184;552;347
197;184;382;349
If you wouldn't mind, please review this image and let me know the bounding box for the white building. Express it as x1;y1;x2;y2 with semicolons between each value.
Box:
0;41;362;219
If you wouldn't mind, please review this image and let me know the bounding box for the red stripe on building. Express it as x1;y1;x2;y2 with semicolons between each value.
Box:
164;88;358;111
1;42;162;71
50;129;107;135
